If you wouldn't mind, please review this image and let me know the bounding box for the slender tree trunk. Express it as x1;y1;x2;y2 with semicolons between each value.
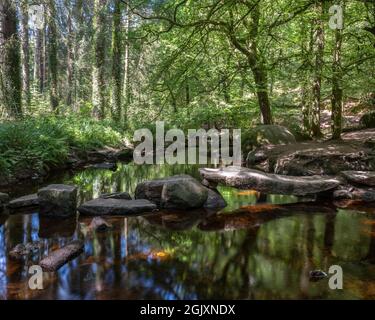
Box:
73;0;83;111
311;0;325;138
0;0;22;118
48;0;59;111
112;0;122;121
66;0;74;108
92;0;108;119
35;28;44;93
185;81;190;106
331;2;344;140
123;0;131;123
21;1;30;108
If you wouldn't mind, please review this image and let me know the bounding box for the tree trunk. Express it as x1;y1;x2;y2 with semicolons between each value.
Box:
228;3;272;125
311;1;325;138
112;0;123;121
48;0;59;111
0;0;22;118
21;1;30;108
331;2;344;140
66;0;74;108
73;0;83;111
92;0;108;119
123;0;131;123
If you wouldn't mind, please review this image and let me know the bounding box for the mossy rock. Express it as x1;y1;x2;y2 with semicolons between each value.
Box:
360;112;375;128
243;125;296;151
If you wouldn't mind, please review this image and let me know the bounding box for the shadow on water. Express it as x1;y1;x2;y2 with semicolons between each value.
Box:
0;162;375;299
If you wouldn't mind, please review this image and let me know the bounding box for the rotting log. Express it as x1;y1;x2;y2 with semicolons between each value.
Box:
39;240;84;272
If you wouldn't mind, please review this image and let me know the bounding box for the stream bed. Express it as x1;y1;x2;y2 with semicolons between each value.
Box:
0;163;375;299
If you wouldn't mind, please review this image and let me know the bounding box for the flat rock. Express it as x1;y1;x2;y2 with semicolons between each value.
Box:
40;240;84;272
99;192;132;200
341;171;375;187
78;198;157;216
8;194;39;209
38;184;77;217
199;166;342;196
135;175;208;209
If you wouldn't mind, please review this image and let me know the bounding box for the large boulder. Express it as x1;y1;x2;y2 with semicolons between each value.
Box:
246;139;375;176
38;184;77;217
360;112;375;128
341;171;375;187
135;175;208;209
243;125;296;151
78;198;157;216
8;194;39;210
0;193;9;205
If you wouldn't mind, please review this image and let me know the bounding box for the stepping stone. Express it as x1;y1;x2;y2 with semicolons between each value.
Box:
78;198;157;216
8;194;39;209
38;184;77;217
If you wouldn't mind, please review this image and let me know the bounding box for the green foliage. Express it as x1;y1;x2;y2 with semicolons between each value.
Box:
0;115;126;176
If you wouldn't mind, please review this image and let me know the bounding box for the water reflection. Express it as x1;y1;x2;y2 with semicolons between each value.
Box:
0;163;374;299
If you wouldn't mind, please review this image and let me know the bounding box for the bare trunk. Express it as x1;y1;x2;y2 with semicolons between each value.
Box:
123;0;130;123
311;1;325;138
331;2;344;140
0;0;22;118
21;1;30;107
66;0;74;108
48;0;59;111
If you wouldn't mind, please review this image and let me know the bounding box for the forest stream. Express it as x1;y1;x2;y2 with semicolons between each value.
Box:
0;162;374;300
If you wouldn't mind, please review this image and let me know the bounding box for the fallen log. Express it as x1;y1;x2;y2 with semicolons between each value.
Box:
39;240;84;272
199;166;342;196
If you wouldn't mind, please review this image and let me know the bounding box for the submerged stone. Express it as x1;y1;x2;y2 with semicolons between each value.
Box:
309;270;328;282
89;217;113;232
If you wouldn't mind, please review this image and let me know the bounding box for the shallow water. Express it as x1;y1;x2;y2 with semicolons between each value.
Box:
0;163;374;300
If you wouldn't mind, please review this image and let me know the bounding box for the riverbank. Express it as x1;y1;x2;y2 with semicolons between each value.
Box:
0;115;133;190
